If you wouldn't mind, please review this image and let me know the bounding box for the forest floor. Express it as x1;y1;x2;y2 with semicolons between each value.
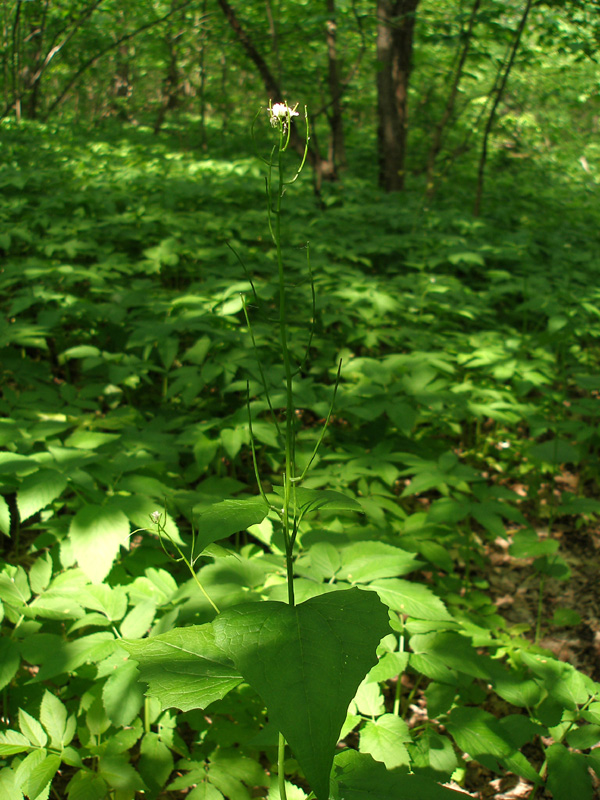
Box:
436;520;600;799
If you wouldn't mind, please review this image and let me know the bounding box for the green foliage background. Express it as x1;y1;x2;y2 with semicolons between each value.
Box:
1;1;600;798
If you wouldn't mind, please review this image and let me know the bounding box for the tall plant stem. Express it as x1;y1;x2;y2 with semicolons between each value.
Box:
278;732;288;800
275;131;297;609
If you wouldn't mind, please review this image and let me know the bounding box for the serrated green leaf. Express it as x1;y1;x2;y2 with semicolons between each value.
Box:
98;754;146;792
22;754;61;800
213;588;390;800
25;594;86;621
0;765;24;800
40;691;68;749
520;651;589;709
353;679;385;717
529;439;579;466
0;638;20;691
367;651;408;683
69;505;130;584
509;529;558;558
296;542;341;581
446;707;540;783
19;631;117;682
64;430;120;450
0;497;11;536
17;469;67;522
408;729;458;781
332;750;468;799
122;624;242;711
0;453;36;476
18;708;47;748
188;782;224;800
339;542;422;583
60;345;101;361
14;751;45;798
0;730;32;755
369;579;451;621
0;565;31;606
409;631;491;680
546;743;593;799
138;732;174;796
66;769;109;800
566;724;600;750
194;497;269;554
289;488;362;514
119;600;157;638
102;658;145;726
359;715;411;769
79;584;128;621
28;554;53;595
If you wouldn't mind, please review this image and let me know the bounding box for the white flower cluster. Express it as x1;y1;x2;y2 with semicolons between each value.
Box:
268;102;299;127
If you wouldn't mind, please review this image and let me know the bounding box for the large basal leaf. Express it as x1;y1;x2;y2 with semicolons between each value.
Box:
69;505;130;584
194;497;269;554
122;625;242;712
213;588;390;800
332;750;468;799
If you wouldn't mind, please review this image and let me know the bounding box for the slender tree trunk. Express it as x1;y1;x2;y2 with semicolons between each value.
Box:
38;0;196;121
376;0;420;192
11;0;22;121
112;43;133;119
154;19;181;134
473;0;533;216
265;0;281;84
198;0;208;149
325;0;346;169
425;0;481;199
216;0;334;190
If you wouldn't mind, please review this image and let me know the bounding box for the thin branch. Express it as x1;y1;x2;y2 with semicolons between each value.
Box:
41;0;200;119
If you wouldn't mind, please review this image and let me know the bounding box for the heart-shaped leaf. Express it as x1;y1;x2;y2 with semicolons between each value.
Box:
213;587;390;800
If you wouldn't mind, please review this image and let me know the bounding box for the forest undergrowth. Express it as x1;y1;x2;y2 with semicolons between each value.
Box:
0;115;600;800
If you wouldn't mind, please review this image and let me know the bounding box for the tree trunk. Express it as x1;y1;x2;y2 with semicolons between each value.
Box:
198;0;209;149
473;0;533;216
325;0;346;169
112;43;132;119
39;0;196;121
216;0;335;191
376;0;420;192
154;22;181;134
425;0;481;199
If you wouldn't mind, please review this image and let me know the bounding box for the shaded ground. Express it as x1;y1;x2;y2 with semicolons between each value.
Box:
435;522;600;799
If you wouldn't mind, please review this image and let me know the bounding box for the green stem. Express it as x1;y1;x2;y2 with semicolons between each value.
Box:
275;125;297;608
278;732;288;800
144;696;151;734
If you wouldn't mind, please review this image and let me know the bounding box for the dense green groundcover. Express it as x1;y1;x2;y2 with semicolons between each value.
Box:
1;118;600;799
